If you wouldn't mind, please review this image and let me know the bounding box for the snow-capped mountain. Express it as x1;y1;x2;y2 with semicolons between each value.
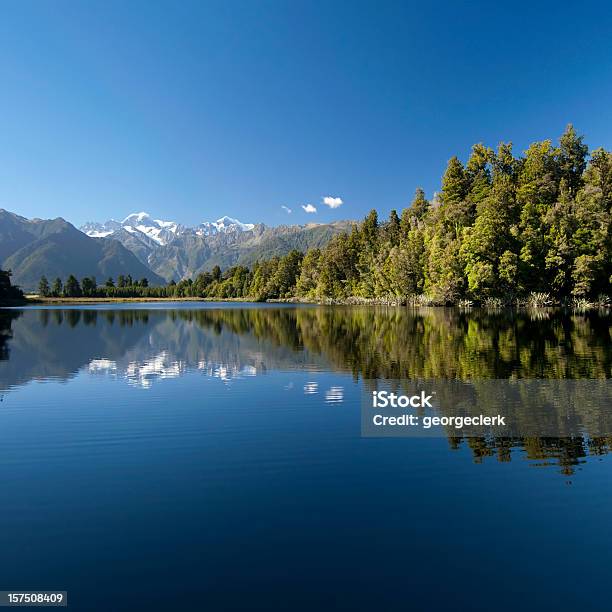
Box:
80;213;254;245
119;212;183;245
195;216;255;236
80;219;123;238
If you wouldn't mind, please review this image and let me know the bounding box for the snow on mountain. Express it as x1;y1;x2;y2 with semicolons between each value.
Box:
80;213;255;244
122;212;153;225
80;220;122;238
196;216;255;236
85;227;115;238
119;212;181;245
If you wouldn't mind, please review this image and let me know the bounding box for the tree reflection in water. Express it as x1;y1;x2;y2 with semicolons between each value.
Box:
1;304;610;474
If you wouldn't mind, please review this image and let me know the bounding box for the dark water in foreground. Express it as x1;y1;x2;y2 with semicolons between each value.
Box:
0;304;611;611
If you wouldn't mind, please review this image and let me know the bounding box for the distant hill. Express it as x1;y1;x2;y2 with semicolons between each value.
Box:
0;210;165;290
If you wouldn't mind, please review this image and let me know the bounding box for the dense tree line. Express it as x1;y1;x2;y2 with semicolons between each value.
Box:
38;274;151;298
38;126;611;305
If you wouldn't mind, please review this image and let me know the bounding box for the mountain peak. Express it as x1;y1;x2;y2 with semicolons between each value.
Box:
122;211;152;224
197;216;255;235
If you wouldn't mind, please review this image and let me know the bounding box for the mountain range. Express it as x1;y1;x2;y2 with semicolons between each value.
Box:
0;209;352;290
79;213;352;282
81;212;255;244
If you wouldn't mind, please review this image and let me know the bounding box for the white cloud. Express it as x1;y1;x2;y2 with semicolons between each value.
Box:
281;205;292;214
301;204;317;213
322;196;343;208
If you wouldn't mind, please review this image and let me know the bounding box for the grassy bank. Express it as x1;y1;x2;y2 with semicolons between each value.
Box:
270;293;612;309
20;293;612;310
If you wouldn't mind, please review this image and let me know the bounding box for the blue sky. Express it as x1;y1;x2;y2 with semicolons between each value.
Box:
1;0;611;228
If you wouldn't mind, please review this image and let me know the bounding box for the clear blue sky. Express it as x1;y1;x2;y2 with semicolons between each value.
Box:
1;0;611;227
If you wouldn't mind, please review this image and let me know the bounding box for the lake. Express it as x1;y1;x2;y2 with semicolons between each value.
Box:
1;304;611;611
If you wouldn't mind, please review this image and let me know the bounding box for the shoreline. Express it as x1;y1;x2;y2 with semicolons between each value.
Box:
7;295;611;310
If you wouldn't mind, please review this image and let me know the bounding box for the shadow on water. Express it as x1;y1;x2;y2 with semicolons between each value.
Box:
1;304;611;473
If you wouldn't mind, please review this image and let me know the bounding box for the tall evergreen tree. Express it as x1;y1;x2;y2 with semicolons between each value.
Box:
557;124;588;194
386;210;401;246
442;156;468;205
38;276;50;297
545;179;576;296
63;275;82;297
409;187;430;221
465;143;493;209
81;277;96;296
361;209;379;249
51;277;63;297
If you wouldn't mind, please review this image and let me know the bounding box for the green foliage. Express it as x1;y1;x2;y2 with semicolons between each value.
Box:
81;277;97;297
442;156;468;206
296;249;321;297
466;143;493;207
386;210;401;246
63;275;82;297
408;187;429;222
51;278;62;297
361;209;379;249
267;250;303;298
557;123;588;193
0;270;24;303
38;276;50;297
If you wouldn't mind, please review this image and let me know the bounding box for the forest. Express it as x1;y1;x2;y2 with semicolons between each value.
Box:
38;126;612;306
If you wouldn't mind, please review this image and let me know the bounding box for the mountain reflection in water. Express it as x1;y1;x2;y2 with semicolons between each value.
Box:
0;304;611;474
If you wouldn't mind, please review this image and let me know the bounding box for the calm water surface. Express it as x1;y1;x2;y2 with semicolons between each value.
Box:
1;304;611;611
